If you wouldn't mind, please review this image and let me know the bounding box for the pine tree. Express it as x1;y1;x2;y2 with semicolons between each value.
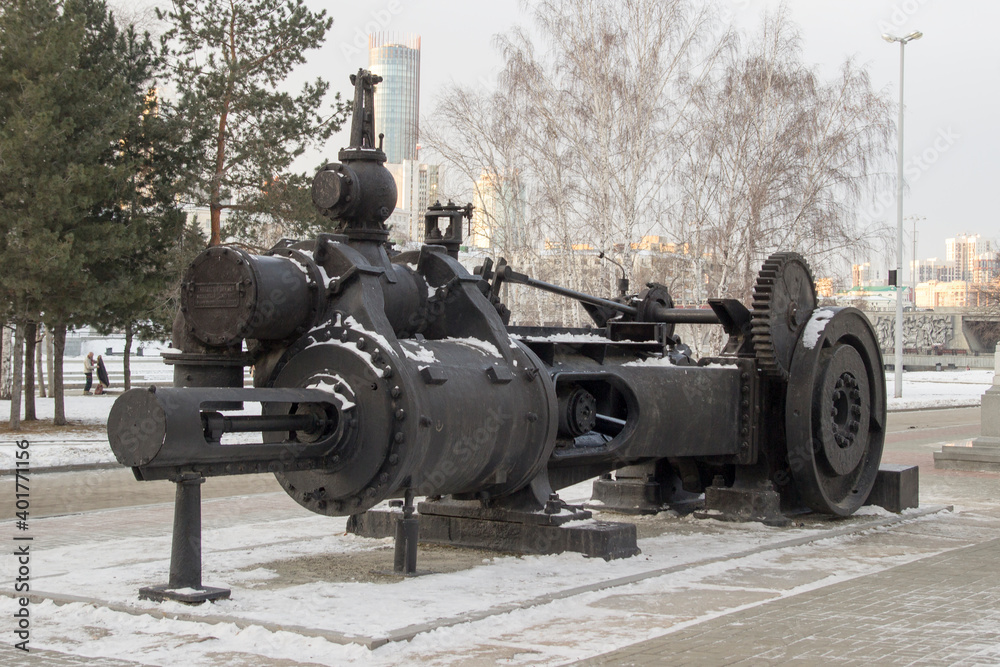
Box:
0;0;150;425
85;25;202;391
157;0;350;246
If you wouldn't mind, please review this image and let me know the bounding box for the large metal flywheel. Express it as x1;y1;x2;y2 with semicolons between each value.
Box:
785;307;886;515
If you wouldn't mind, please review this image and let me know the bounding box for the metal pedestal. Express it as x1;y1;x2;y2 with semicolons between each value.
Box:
139;474;230;604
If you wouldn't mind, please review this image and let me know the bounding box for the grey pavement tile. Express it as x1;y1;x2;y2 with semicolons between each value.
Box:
0;645;144;665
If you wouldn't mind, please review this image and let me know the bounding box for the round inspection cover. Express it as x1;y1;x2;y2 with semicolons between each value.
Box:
107;388;166;467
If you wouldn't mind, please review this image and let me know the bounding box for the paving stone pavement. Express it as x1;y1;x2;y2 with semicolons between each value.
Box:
5;408;998;666
0;644;145;666
577;536;1000;666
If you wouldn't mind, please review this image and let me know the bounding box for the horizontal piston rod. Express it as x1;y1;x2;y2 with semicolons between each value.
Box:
108;387;349;480
201;412;327;436
499;264;722;325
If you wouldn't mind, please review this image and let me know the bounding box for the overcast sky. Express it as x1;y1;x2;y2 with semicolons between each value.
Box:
124;1;999;269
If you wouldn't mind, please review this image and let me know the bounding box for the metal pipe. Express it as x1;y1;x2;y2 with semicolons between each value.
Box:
506;271;639;316
201;412;326;435
649;305;721;324
595;414;626;436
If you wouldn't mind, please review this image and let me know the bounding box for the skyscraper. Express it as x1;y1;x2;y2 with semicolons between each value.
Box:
384;161;440;243
368;33;420;163
471;170;526;251
946;234;991;282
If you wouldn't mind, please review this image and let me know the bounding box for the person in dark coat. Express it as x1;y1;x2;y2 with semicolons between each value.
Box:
95;355;111;395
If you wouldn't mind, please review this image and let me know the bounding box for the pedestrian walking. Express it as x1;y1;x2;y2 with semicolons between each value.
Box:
83;352;95;395
95;355;111;395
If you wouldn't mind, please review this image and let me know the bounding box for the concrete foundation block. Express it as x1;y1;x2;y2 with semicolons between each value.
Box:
588;478;664;515
865;464;919;513
934;443;1000;472
980;389;1000;439
347;506;640;560
697;483;789;526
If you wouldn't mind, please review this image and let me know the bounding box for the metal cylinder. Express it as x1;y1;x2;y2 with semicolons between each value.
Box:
273;337;558;515
180;246;316;346
107;387;349;478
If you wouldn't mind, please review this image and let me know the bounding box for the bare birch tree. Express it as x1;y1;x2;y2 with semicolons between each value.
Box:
426;0;730;324
676;7;895;302
425;1;893;328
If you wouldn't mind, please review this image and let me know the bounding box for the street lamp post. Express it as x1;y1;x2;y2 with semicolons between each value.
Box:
883;30;923;398
906;214;925;309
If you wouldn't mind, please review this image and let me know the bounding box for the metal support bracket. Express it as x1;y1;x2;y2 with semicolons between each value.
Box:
138;473;230;604
393;489;419;575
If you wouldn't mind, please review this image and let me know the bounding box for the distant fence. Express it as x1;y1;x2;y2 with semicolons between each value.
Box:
886;354;995;372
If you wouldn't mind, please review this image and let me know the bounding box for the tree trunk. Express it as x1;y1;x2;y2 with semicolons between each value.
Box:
23;321;36;421
0;323;11;400
46;329;54;400
124;324;133;391
0;323;4;400
53;323;67;426
9;322;24;431
36;324;46;398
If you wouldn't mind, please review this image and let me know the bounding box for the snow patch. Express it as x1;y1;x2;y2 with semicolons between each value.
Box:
802;310;834;349
399;341;438;364
447;337;502;357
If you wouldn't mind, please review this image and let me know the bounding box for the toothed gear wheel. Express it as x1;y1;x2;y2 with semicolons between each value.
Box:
751;252;817;379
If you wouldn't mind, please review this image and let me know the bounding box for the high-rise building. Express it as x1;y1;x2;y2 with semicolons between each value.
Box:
945;234;991;282
384;160;440;243
851;262;879;288
911;257;950;283
368;33;420;164
470;171;526;250
973;251;1000;284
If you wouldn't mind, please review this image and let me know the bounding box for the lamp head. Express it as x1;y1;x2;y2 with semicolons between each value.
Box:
905;30;924;42
882;33;897;43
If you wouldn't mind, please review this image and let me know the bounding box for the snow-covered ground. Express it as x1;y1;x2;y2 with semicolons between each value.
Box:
0;368;993;471
1;365;997;664
887;369;994;411
6;485;970;666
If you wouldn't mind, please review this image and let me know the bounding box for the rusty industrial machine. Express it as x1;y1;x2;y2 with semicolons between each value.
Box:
108;70;891;603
